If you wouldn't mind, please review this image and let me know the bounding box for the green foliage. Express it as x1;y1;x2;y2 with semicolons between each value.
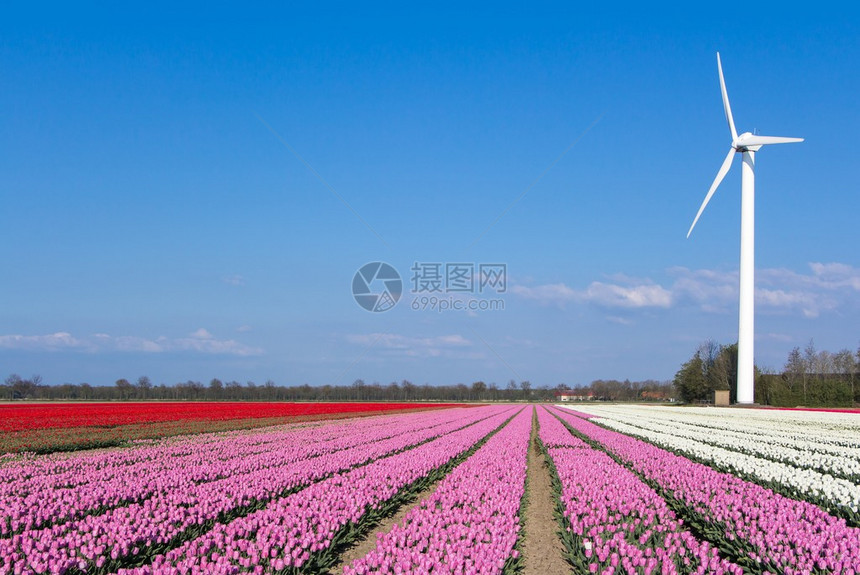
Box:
674;352;707;403
758;374;854;408
674;341;739;403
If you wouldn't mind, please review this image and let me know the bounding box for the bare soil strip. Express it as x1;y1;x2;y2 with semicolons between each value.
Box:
522;408;571;575
331;406;568;574
328;469;445;572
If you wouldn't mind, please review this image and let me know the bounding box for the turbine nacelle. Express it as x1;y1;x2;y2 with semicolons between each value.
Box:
732;132;804;151
733;132;757;151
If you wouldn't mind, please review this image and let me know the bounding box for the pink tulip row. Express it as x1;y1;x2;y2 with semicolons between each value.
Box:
2;416;334;485
2;407;451;498
1;418;350;530
552;407;860;573
537;405;591;449
114;406;516;575
1;409;466;535
538;408;742;575
343;407;531;575
0;406;508;574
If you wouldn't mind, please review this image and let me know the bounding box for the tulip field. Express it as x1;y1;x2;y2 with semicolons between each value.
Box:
1;403;860;574
0;403;456;454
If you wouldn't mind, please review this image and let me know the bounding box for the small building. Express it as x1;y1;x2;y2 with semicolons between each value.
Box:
714;390;730;406
555;391;594;402
641;390;671;401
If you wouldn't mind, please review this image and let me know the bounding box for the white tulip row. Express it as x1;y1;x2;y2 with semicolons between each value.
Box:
569;404;860;451
558;404;860;514
567;405;860;482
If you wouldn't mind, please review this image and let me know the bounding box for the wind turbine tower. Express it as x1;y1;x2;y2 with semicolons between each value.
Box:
687;53;803;405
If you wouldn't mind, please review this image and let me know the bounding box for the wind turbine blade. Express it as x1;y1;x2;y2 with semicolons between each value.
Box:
735;135;804;147
717;53;738;142
687;147;736;238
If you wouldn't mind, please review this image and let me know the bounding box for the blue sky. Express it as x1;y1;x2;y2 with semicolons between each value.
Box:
1;2;858;387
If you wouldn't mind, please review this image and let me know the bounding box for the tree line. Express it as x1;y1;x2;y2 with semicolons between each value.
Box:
674;339;859;407
1;374;673;403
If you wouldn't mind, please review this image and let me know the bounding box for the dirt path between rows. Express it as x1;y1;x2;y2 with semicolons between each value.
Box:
522;408;571;575
331;407;570;574
329;482;441;573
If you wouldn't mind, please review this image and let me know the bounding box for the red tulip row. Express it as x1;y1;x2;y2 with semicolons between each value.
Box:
0;403;458;432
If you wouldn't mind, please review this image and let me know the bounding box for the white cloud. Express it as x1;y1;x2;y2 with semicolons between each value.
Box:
170;335;262;356
511;279;671;309
0;332;93;351
671;262;859;318
808;262;860;290
513;261;859;318
668;267;737;312
510;283;577;304
222;275;245;286
0;330;263;356
583;282;673;309
96;334;165;353
346;333;480;359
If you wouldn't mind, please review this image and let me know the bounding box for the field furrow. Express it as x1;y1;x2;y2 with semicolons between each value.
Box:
343;407;530;574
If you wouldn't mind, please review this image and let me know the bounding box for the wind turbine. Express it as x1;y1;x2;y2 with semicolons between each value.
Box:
687;52;803;405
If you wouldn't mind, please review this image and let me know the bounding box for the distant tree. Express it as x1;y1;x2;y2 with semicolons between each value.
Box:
834;349;857;403
708;343;738;401
386;381;401;400
803;339;817;402
352;379;365;401
136;376;152;399
115;378;132;400
208;378;223;400
674;352;707;403
519;380;531;400
225;380;242;400
188;380;205;399
470;381;486;401
784;346;804;392
367;382;382;401
4;374;39;400
506;379;518;400
700;339;720;371
815;350;835;379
